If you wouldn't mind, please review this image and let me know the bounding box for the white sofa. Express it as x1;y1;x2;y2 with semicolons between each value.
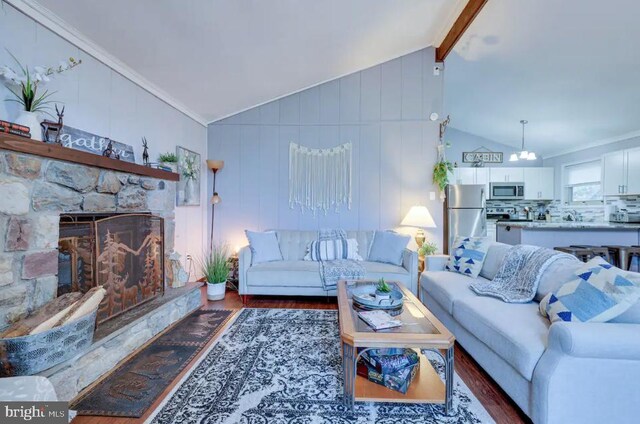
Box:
421;243;640;424
239;230;418;296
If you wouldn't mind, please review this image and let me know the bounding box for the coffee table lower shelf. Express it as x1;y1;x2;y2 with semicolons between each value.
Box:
354;353;445;404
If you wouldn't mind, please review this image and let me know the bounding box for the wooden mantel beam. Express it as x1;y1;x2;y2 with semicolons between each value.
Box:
435;0;488;62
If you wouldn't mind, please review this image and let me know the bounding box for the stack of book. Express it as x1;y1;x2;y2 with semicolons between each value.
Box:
356;348;420;394
1;120;32;138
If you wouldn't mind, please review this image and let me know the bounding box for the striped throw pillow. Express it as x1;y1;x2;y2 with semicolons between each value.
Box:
304;239;362;261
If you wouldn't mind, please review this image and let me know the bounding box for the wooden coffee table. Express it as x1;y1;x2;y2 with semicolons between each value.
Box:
337;280;456;414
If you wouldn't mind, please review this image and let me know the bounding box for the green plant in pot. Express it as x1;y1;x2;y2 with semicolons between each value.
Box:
199;244;231;301
375;278;392;300
158;152;178;172
418;241;438;257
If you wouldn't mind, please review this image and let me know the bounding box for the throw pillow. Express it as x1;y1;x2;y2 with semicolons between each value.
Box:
304;238;362;261
445;236;490;278
245;230;284;265
539;256;640;323
367;231;411;266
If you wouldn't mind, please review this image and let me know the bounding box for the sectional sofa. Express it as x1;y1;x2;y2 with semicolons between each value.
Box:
239;230;418;296
420;242;640;424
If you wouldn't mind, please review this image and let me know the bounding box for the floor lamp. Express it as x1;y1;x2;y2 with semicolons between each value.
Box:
206;160;224;252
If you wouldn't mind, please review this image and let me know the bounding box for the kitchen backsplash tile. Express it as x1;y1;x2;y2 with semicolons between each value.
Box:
606;196;640;214
487;200;551;218
487;196;640;222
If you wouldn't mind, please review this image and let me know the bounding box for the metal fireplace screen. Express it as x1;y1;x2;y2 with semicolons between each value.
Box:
58;213;164;325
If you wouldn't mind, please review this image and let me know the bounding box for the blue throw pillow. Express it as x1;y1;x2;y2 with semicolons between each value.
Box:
539;256;640;323
368;231;410;266
445;236;490;278
245;230;283;265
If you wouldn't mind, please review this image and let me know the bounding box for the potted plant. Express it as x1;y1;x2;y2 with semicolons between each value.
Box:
0;51;81;141
418;241;438;257
199;244;231;301
158;152;178;172
433;158;453;200
375;278;392;300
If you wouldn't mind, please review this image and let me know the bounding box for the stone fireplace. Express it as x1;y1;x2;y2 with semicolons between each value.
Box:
0;138;201;400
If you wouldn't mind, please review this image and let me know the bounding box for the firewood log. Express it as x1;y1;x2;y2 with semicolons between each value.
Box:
55;286;106;326
0;292;83;338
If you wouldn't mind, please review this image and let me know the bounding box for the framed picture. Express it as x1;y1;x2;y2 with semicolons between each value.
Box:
176;146;201;206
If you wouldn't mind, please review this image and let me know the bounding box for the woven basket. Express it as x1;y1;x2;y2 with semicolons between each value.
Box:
0;310;97;376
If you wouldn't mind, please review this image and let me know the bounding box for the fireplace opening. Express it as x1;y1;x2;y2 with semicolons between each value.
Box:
58;213;165;325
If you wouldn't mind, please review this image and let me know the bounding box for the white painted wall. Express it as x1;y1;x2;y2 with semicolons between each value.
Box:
0;4;207;266
208;48;445;251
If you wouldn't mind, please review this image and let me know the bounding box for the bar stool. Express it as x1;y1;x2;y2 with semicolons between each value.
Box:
554;247;597;263
615;246;640;271
568;245;612;264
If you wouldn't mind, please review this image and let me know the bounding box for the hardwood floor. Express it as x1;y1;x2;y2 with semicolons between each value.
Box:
72;289;530;424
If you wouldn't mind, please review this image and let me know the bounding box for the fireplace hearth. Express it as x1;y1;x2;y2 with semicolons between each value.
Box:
58;213;164;325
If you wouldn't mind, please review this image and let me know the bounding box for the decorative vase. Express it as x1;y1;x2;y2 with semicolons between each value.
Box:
206;281;226;301
184;177;194;203
14;111;42;141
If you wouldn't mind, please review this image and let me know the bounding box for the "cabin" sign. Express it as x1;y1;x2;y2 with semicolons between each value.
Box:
462;151;503;164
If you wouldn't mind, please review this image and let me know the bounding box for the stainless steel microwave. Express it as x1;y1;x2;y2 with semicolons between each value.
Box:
489;182;525;200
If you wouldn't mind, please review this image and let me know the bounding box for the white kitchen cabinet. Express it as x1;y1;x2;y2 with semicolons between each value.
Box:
489;167;524;183
524;167;554;200
603;151;626;195
602;148;640;195
625;148;640;195
475;168;490;188
452;168;476;184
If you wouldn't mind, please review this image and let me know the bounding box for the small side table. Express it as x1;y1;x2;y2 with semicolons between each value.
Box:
227;255;239;291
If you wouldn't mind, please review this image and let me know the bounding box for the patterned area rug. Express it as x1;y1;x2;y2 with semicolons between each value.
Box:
147;309;494;424
71;308;234;417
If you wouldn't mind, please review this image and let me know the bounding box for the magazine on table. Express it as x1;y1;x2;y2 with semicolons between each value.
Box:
357;310;402;330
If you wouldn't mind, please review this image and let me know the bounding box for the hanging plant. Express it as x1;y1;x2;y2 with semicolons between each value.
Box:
434;115;453;200
433;159;453;192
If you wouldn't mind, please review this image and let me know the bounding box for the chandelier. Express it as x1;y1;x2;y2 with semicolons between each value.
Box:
509;120;536;161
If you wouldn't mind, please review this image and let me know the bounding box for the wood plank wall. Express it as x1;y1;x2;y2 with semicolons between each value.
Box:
207;48;444;249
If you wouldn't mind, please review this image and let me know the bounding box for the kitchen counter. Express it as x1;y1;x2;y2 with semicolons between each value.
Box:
496;221;640;230
496;221;640;247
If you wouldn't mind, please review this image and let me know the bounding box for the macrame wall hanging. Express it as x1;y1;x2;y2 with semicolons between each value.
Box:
289;142;352;214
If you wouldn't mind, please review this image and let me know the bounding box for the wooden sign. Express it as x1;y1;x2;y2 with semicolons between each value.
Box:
462;151;503;164
59;126;136;163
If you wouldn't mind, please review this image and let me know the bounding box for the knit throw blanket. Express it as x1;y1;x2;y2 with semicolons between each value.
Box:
318;229;364;291
470;245;576;303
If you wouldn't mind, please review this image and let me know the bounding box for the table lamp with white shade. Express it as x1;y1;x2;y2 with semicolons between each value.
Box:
400;205;437;248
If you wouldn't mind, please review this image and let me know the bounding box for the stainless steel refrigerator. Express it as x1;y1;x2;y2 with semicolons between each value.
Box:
444;184;487;254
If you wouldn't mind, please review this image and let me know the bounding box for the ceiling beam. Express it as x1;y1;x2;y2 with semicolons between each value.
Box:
435;0;488;62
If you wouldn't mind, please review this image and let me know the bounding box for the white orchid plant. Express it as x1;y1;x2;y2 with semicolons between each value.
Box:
0;51;81;115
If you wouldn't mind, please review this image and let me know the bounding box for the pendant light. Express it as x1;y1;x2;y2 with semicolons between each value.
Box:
509;120;536;161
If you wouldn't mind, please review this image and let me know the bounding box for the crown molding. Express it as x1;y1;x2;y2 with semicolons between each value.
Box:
5;0;208;127
544;129;640;159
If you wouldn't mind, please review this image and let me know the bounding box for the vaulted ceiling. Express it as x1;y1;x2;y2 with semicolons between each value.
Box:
444;0;640;157
28;0;465;124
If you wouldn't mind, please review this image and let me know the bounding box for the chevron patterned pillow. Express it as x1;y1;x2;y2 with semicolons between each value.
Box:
445;236;490;278
539;256;640;323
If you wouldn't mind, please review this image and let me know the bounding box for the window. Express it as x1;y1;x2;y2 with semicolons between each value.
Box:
563;160;603;205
